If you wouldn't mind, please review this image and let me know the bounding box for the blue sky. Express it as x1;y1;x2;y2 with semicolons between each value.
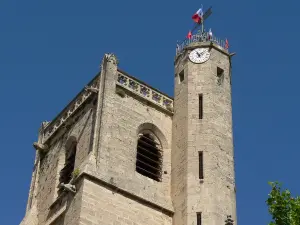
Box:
1;0;299;224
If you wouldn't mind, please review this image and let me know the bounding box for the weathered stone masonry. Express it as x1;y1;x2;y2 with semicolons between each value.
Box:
20;42;237;225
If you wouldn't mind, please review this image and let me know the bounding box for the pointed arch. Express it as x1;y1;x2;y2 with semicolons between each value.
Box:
137;123;169;150
135;123;168;182
59;136;77;185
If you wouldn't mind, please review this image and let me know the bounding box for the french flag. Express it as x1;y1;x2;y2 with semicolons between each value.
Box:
187;30;192;39
192;8;203;24
225;39;229;49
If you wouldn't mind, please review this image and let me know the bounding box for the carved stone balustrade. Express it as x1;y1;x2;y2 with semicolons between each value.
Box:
42;70;174;145
116;71;174;113
42;75;99;144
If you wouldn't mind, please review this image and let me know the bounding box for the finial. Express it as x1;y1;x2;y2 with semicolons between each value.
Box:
104;53;119;65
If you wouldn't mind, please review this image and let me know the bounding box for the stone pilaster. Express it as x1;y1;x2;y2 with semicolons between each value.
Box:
92;53;118;167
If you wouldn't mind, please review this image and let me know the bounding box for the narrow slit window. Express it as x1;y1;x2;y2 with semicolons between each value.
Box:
197;212;202;225
199;151;204;179
179;70;184;83
199;94;203;119
217;67;224;86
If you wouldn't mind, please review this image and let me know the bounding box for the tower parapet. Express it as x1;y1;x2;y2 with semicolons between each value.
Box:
176;31;229;56
117;70;174;114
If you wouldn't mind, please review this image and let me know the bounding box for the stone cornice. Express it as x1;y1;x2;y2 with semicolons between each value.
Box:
42;74;100;144
41;68;174;144
185;41;230;55
175;41;230;65
81;172;174;216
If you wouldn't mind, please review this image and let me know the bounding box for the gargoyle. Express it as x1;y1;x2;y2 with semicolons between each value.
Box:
85;86;98;93
33;142;49;152
59;183;76;194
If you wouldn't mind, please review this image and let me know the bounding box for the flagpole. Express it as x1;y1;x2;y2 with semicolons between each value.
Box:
201;5;204;34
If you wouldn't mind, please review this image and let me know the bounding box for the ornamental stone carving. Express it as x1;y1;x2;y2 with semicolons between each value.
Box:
33;142;49;152
42;121;50;129
59;183;76;194
42;76;99;144
105;53;118;65
116;72;173;113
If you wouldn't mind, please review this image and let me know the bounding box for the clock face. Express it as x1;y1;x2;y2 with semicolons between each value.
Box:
189;48;210;64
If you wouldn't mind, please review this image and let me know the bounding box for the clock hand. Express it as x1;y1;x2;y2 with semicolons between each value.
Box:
197;51;205;57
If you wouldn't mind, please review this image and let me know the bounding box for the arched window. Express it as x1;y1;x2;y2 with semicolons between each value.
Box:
136;132;162;181
59;141;77;185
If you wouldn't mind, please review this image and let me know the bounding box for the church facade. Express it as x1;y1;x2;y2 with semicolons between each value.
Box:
20;36;237;225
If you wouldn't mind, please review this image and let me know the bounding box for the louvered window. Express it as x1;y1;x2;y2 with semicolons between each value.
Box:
136;133;162;181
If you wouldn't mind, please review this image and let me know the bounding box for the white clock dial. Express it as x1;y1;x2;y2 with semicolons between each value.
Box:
189;48;211;64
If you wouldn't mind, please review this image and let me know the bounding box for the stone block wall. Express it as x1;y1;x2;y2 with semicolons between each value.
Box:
89;59;173;212
78;178;172;225
20;48;237;225
28;101;96;225
186;47;236;225
172;44;236;225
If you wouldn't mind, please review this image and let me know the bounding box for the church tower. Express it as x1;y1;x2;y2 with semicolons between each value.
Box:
172;38;237;225
19;11;237;225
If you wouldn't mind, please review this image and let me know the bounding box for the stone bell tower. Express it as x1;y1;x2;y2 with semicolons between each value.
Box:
19;9;238;224
172;37;237;225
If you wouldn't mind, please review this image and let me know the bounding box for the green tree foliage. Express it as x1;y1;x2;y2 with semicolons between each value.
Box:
266;182;300;225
